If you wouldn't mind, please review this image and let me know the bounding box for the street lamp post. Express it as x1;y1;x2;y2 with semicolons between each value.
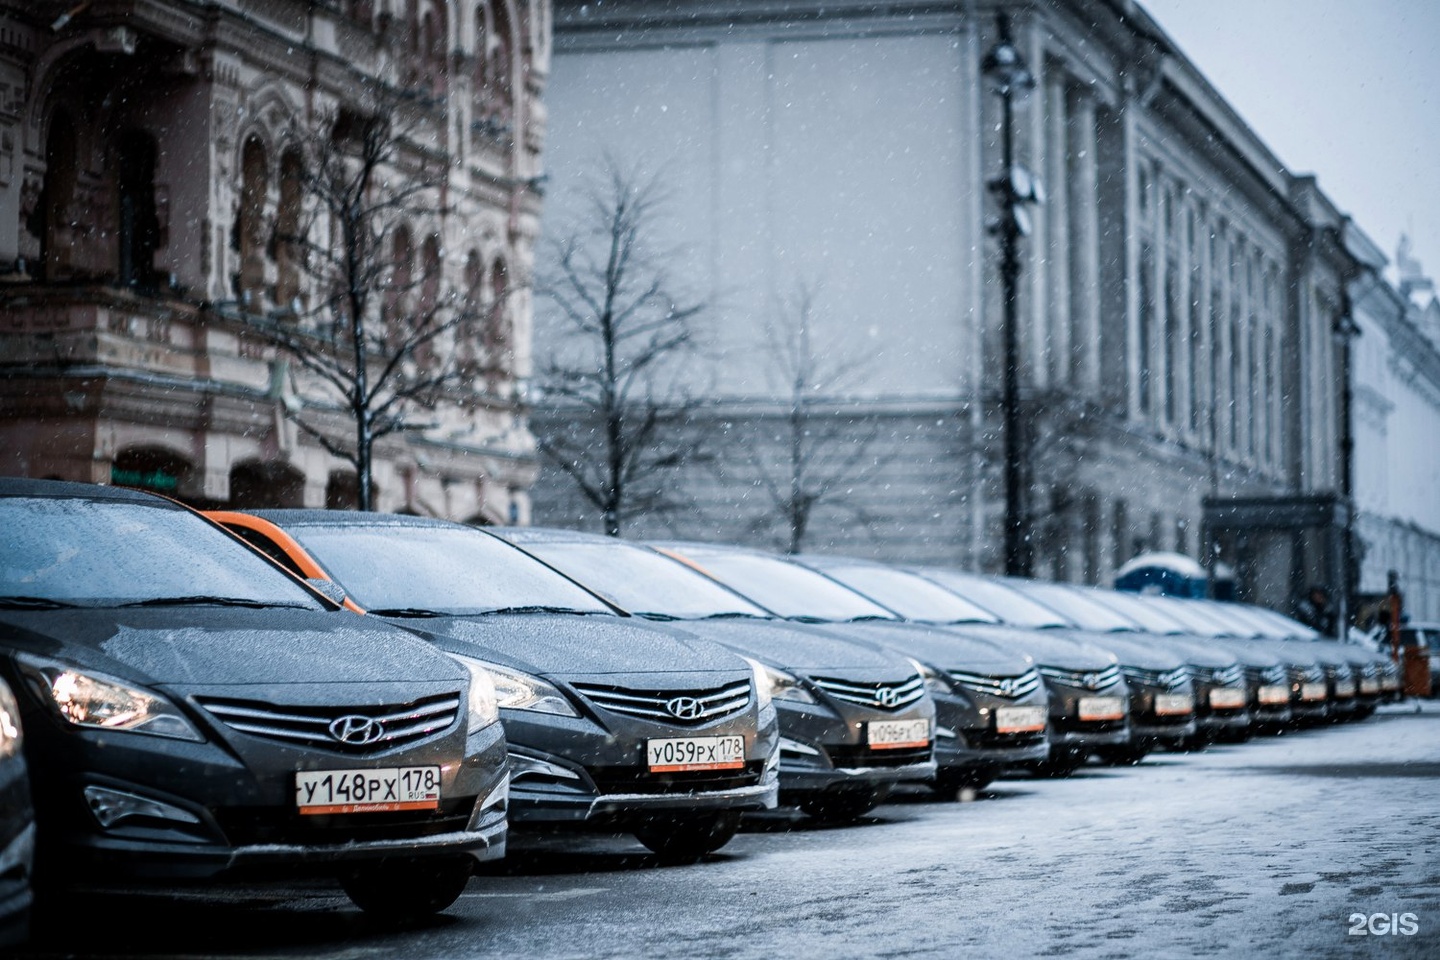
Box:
983;14;1039;577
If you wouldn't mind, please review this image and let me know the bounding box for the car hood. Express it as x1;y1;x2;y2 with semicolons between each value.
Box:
387;613;746;678
1037;628;1191;671
0;607;463;686
784;620;1035;674
925;623;1118;671
662;618;913;675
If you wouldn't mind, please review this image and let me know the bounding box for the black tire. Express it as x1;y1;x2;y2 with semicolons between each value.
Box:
798;785;889;824
1093;744;1151;766
931;767;997;795
340;857;474;924
633;812;742;864
1026;749;1086;778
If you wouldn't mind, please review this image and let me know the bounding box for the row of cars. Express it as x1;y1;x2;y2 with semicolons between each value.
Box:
0;478;1401;945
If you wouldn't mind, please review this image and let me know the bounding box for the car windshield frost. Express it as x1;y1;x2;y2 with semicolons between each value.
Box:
1007;581;1139;632
519;542;770;620
0;497;322;609
1084;589;1190;634
287;525;614;615
912;570;1066;628
673;551;897;621
818;564;998;624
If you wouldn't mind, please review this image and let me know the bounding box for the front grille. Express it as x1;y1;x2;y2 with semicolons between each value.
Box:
213;799;473;847
569;679;750;726
195;692;462;753
809;674;926;711
1189;664;1245;687
1121;667;1189;691
588;762;764;795
1038;664;1122;691
1293;665;1326;684
1253;665;1289;685
947;668;1042;699
826;744;932;768
1053;715;1126;734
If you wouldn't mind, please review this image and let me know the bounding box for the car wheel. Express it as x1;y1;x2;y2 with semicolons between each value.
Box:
798;785;890;823
931;767;997;795
340;856;474;924
1093;744;1151;766
633;811;742;864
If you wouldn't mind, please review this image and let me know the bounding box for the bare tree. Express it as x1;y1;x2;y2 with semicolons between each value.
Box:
534;161;705;536
246;94;478;510
745;281;882;554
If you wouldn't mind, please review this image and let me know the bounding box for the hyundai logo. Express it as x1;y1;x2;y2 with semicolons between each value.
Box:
328;714;385;745
998;679;1016;697
1083;673;1102;689
665;696;703;721
875;687;900;708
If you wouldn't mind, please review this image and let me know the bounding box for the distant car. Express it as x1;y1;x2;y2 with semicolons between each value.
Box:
489;528;936;823
0;676;32;949
2;479;508;923
209;511;779;862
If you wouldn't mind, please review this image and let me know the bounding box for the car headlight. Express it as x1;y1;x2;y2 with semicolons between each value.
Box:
747;659;815;705
453;656;500;732
743;658;772;709
910;658;953;694
17;655;203;743
473;661;578;717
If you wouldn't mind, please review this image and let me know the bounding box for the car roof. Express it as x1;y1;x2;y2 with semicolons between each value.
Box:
0;477;179;506
489;526;616;545
240;509;472;531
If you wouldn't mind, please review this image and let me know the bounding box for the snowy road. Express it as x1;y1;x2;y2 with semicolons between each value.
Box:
22;705;1440;959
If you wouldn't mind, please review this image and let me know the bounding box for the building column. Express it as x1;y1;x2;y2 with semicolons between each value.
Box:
1044;71;1070;388
1068;89;1101;393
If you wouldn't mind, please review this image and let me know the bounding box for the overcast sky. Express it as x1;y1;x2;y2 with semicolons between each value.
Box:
1140;0;1440;286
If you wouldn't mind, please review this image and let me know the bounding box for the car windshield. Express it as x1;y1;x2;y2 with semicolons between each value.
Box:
1241;605;1320;640
515;540;771;619
1194;601;1268;639
0;496;322;609
1145;596;1238;637
663;549;897;621
1083;589;1190;634
813;563;998;624
1005;580;1140;632
912;569;1067;628
285;524;614;616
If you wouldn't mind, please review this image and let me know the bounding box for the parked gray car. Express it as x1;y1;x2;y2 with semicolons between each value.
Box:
490;529;936;822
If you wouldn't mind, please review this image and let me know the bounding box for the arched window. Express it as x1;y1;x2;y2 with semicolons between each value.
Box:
230;460;305;508
37;111;79;281
459;249;484;369
275;149;304;311
237;136;269;307
386;224;414;350
416;233;442;367
485;257;513;385
117;129;160;291
325;470;361;511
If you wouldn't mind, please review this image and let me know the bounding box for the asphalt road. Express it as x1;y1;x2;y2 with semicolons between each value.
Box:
19;704;1440;959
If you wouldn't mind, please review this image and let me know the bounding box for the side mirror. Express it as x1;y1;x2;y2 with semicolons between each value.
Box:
306;578;348;606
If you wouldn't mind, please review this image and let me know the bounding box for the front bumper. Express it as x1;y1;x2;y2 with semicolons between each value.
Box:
505;702;781;825
773;697;936;798
34;717;511;881
930;687;1051;772
1042;679;1132;751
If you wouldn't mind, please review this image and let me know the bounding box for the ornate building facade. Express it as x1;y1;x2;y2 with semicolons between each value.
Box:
532;0;1384;618
0;0;549;520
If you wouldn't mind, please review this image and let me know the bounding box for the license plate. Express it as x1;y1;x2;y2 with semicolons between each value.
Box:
1334;679;1356;698
1208;688;1247;710
1359;678;1379;694
867;718;932;749
994;705;1047;733
1301;682;1327;701
1153;693;1193;716
647;736;745;773
1078;696;1124;721
295;766;440;815
1258;685;1290;705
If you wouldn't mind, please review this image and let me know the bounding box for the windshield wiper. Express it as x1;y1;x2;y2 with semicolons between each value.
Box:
785;615;831;624
481;605;606;616
637;612;682;621
119;595;300;609
845;615;897;623
368;607;447;618
0;596;82;610
699;612;768;620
